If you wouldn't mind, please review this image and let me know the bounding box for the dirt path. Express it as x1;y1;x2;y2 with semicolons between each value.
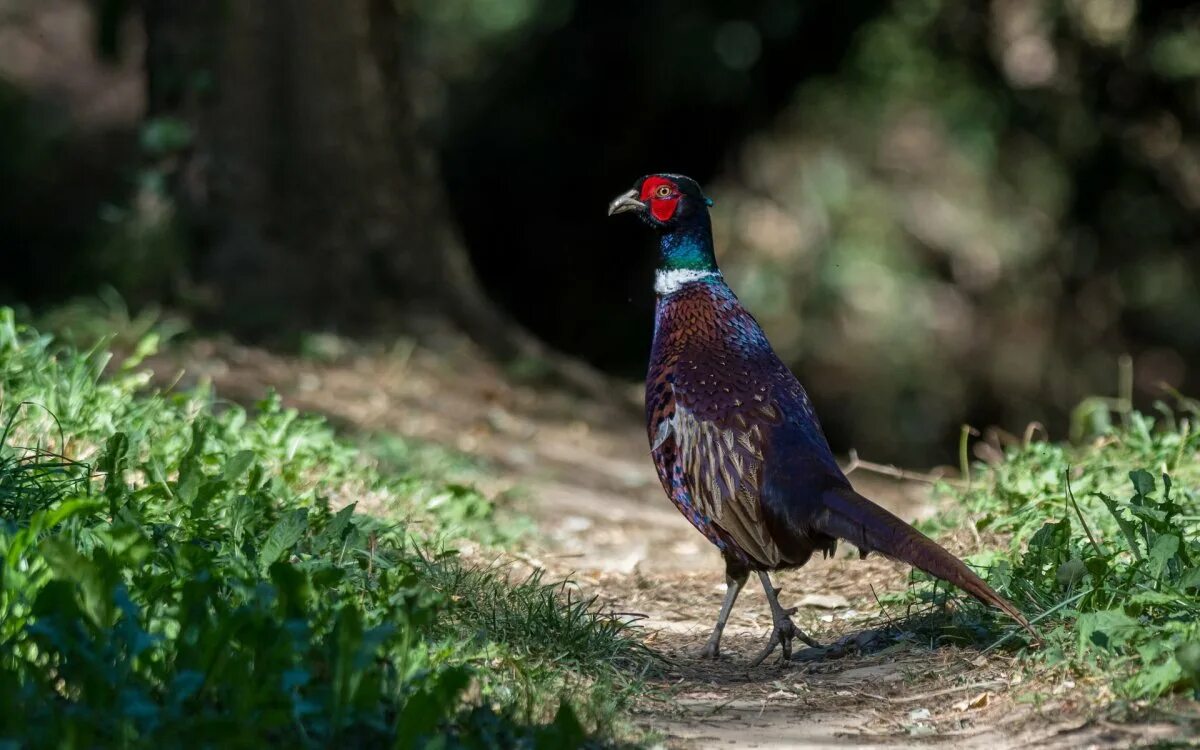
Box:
160;339;1189;748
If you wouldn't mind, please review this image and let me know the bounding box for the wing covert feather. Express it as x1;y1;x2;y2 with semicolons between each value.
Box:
668;396;785;567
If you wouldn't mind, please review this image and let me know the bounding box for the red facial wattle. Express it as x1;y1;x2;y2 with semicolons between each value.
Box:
650;196;680;222
640;176;681;222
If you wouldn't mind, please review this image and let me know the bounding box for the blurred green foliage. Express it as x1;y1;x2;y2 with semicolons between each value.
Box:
711;0;1200;461
3;0;1200;463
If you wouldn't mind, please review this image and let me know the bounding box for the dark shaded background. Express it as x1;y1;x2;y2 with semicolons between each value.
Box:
2;0;1199;465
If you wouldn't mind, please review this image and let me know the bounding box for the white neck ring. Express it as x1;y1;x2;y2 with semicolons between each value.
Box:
655;269;721;295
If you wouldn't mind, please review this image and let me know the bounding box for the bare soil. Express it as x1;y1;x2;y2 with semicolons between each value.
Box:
158;337;1196;748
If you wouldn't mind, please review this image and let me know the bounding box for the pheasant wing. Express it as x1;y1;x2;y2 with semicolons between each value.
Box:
664;388;788;567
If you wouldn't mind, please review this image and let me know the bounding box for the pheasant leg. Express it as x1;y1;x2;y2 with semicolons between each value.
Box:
700;568;748;658
749;571;821;666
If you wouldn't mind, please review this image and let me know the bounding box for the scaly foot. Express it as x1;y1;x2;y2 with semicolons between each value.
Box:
749;605;821;666
750;571;822;666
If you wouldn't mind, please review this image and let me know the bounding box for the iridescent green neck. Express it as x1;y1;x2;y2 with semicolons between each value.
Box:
659;220;718;272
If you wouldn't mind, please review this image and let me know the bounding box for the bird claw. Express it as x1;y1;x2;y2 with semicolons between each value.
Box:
699;638;721;659
749;609;820;667
748;628;783;667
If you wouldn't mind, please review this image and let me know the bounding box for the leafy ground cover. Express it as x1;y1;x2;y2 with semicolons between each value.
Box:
0;308;649;748
905;399;1200;710
5;298;1198;748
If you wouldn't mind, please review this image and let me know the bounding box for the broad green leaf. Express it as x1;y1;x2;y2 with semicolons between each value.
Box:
223;450;256;484
1125;503;1169;526
314;502;356;552
1129;469;1155;500
1023;519;1071;570
37;498;107;532
1095;492;1143;560
177;456;202;505
228;494;259;546
1077;609;1139;651
99;432;130;504
1148;534;1181;580
259;508;309;573
189;479;227;522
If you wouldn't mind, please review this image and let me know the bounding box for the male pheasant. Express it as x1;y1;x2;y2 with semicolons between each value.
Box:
609;173;1038;664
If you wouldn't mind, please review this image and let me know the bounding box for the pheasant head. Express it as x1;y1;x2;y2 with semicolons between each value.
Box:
608;173;717;273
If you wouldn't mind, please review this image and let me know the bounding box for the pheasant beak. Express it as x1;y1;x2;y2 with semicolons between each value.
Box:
607;189;645;217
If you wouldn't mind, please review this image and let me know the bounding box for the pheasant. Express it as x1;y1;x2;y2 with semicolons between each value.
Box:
609;173;1038;664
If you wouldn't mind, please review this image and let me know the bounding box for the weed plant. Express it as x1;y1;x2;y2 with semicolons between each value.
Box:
0;308;647;748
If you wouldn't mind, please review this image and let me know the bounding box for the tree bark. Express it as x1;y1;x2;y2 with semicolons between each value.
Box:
140;1;623;402
142;0;503;339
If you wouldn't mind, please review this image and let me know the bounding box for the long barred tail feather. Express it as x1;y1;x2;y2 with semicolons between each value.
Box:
817;486;1040;641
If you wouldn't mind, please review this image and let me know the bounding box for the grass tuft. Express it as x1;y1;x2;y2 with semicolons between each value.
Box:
899;396;1200;704
0;307;648;747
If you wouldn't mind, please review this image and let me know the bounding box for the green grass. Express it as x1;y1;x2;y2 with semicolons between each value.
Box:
903;399;1200;706
0;308;649;748
13;297;1195;743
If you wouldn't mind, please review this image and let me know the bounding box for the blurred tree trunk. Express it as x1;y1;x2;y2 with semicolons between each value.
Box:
141;0;530;353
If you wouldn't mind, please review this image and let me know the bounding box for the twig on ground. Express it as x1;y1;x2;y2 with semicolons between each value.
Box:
843;449;965;488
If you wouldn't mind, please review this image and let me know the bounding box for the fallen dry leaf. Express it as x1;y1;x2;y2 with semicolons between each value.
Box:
951;692;991;711
797;593;851;609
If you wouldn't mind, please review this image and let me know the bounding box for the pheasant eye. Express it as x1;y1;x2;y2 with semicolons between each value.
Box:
655;184;673;198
